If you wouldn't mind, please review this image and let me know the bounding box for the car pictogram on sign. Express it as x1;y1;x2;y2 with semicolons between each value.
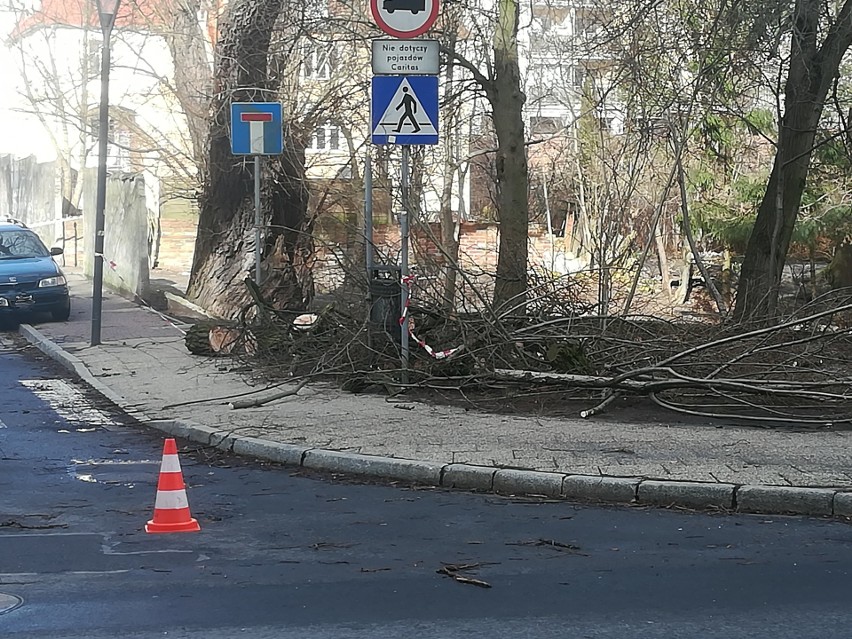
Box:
384;0;425;13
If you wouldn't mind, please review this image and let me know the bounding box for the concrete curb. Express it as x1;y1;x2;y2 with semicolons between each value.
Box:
163;292;217;319
17;323;852;519
443;464;497;491
833;492;852;517
563;475;641;503
494;468;565;498
638;480;736;510
736;485;836;516
303;449;445;484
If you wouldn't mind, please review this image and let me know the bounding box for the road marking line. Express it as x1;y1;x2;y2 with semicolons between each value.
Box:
0;571;131;578
20;379;118;426
0;532;98;538
103;549;194;556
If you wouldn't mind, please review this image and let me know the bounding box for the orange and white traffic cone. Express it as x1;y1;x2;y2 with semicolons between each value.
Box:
145;438;200;534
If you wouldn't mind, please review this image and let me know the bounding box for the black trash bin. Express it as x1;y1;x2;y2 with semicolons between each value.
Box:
369;265;402;339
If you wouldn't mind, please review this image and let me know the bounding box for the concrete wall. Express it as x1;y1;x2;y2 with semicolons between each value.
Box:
370;222;581;274
0;154;156;297
82;169;151;298
0;154;63;247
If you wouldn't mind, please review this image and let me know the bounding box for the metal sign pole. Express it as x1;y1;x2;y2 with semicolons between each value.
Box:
365;150;374;276
230;102;283;284
254;155;262;283
400;146;410;384
365;150;374;351
368;0;440;386
90;6;117;347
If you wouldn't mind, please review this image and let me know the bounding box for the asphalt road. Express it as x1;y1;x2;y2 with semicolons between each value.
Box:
2;334;852;638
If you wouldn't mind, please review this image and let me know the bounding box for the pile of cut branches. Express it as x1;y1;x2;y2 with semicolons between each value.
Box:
193;276;852;425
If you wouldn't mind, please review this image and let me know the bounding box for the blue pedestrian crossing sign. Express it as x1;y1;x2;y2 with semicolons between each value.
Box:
230;102;284;155
371;76;438;145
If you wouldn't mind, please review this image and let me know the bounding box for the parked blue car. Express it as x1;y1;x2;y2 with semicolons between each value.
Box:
0;219;71;322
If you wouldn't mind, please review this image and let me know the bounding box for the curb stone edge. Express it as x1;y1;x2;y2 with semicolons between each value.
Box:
18;323;852;519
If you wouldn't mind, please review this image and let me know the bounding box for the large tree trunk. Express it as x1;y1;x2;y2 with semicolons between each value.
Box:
186;0;312;319
491;0;529;312
439;23;461;312
161;0;212;173
340;124;366;282
438;162;460;311
734;0;852;321
825;240;852;289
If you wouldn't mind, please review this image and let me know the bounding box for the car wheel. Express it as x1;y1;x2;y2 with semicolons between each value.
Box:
51;303;71;322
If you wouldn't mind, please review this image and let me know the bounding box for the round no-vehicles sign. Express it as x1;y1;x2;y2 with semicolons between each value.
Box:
370;0;439;38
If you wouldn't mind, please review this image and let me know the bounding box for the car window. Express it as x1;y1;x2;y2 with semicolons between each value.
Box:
0;230;51;259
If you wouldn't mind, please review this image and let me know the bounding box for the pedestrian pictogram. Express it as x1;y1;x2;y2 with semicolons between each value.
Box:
372;75;438;145
370;0;439;38
396;87;421;132
230;102;283;155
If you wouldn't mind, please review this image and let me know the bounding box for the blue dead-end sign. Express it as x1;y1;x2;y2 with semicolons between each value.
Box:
371;75;438;145
230;102;284;155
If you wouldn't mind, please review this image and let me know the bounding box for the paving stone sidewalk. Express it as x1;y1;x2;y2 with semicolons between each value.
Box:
16;269;852;517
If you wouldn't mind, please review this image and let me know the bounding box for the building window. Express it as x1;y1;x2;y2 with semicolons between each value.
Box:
302;41;338;80
338;161;352;179
572;66;586;89
86;35;102;78
88;115;133;170
527;63;551;102
575;13;595;39
110;128;132;169
309;123;341;151
534;14;552;32
530;116;562;135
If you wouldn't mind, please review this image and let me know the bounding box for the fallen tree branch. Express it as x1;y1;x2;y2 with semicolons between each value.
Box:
162;382;289;409
649;392;852;425
228;378;309;409
580;391;619;418
493;365;852;422
436;563;492;588
493;369;658;390
656;302;852;369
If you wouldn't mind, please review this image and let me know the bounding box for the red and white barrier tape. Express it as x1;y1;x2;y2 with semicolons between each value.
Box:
399;274;463;361
95;253;118;271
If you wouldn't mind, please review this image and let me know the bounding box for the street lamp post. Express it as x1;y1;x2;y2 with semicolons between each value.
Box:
90;0;121;346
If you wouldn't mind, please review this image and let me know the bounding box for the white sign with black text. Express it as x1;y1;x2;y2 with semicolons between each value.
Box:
372;39;439;75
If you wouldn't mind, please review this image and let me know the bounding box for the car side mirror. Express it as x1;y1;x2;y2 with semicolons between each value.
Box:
50;247;64;256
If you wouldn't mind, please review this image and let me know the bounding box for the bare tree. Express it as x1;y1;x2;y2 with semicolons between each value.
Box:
735;0;852;321
490;0;529;312
153;0;214;173
4;0;95;217
186;0;304;318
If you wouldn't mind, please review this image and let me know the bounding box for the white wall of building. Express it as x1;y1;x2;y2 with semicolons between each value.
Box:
1;10;194;182
0;10;55;161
